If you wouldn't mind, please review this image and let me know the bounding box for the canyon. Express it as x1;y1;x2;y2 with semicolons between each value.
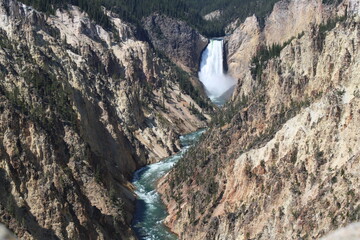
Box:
0;0;211;239
160;0;360;239
0;0;360;239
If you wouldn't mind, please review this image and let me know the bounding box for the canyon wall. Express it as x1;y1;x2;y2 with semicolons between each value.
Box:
160;0;360;239
142;13;208;74
226;0;348;97
0;0;211;238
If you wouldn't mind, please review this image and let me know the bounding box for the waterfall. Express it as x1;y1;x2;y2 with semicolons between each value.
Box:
199;39;236;102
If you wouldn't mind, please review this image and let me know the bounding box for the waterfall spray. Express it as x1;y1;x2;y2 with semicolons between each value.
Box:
199;39;236;101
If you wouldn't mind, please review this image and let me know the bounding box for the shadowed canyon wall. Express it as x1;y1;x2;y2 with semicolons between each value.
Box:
0;0;212;238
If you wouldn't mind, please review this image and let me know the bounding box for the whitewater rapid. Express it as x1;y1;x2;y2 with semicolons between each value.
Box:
132;130;205;240
199;39;236;102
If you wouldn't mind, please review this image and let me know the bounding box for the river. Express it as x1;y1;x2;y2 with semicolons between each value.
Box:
132;129;206;240
132;38;233;240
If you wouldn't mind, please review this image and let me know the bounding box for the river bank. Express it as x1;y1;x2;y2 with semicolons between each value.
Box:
132;129;206;239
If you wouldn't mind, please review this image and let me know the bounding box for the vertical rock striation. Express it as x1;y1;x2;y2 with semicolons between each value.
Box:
142;14;208;74
0;0;211;239
160;0;360;239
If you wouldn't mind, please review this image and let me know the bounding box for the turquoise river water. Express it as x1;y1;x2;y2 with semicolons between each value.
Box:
132;129;206;240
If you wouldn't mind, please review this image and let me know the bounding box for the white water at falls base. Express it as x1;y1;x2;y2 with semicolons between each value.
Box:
199;39;236;102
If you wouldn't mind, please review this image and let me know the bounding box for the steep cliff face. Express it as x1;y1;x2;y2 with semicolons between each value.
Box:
142;14;208;73
225;0;348;98
160;0;360;239
0;0;211;239
263;0;334;45
225;15;261;97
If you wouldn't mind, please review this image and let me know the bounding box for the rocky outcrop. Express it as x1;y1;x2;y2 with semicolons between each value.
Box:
263;0;333;46
203;10;222;21
225;15;261;97
225;0;350;98
160;0;360;239
0;0;211;239
142;14;208;73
